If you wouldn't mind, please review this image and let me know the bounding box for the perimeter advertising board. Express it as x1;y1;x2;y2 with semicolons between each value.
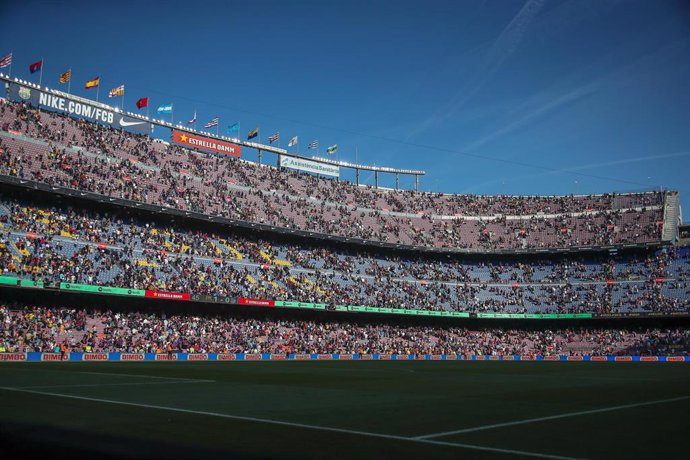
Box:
7;83;152;135
145;290;191;301
238;297;275;307
0;353;688;362
279;155;340;178
172;130;241;157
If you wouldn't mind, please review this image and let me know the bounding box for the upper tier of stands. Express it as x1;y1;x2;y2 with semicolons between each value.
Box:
0;99;669;252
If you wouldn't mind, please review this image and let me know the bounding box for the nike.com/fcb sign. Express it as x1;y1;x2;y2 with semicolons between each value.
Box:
172;130;241;157
7;83;152;135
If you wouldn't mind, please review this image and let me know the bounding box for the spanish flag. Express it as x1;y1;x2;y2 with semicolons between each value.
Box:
59;69;71;84
85;77;100;89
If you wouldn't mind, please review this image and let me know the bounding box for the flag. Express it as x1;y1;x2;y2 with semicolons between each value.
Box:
204;117;219;128
308;140;319;150
0;53;12;68
227;122;240;134
85;77;100;89
327;144;338;154
187;111;197;124
247;128;259;140
136;97;149;109
29;60;43;74
59;69;71;84
288;136;298;147
268;132;280;144
108;85;125;98
157;103;173;114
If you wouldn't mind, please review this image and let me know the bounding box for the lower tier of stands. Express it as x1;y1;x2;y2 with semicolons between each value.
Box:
1;304;688;356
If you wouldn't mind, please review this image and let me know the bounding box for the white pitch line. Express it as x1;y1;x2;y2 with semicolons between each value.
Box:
79;371;211;382
413;395;690;440
16;380;215;390
0;386;578;460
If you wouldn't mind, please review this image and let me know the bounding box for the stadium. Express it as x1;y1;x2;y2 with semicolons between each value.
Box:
1;1;689;459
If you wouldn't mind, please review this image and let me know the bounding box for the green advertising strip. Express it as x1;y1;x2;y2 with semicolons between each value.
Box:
275;301;308;308
274;301;327;310
19;279;43;288
0;276;19;286
0;276;43;288
477;312;593;319
448;312;471;318
271;299;589;319
59;283;146;297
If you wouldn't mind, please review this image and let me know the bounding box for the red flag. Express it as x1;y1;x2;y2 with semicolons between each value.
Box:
29;60;43;74
136;97;149;109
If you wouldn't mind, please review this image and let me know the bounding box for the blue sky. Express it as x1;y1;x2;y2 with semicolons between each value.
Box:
2;0;689;219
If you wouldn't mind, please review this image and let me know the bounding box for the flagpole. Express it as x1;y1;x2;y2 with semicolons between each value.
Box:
171;106;174;124
67;69;71;94
39;58;43;87
96;84;100;102
8;51;12;78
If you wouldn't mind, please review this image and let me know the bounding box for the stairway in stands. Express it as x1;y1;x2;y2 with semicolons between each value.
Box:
662;192;680;242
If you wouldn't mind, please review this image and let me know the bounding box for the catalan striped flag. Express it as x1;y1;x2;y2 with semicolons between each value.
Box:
85;77;100;89
59;69;71;84
108;85;125;98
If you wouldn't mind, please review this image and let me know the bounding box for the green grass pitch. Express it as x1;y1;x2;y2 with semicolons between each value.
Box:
0;362;688;459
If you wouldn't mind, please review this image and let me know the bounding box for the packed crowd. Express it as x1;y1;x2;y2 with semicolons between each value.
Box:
1;304;688;356
0;196;688;314
0;99;667;250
